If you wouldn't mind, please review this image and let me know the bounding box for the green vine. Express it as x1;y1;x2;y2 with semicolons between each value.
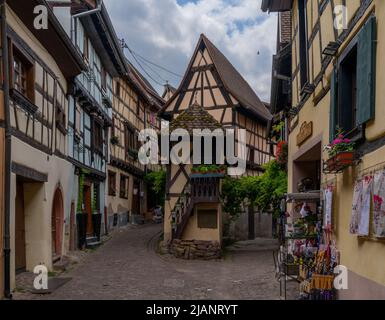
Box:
77;170;85;213
221;160;287;219
144;170;166;206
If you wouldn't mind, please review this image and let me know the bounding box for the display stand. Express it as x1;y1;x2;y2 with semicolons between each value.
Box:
276;191;338;300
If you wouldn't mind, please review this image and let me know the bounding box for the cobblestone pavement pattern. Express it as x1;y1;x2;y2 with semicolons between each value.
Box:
13;224;298;300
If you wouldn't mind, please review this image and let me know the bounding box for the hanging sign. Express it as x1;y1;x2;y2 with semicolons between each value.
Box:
297;121;313;146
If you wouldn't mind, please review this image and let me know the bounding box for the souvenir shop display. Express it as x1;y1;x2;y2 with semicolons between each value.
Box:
277;190;340;300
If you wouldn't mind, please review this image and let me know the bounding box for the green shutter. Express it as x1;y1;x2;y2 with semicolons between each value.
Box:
356;15;376;125
329;66;338;142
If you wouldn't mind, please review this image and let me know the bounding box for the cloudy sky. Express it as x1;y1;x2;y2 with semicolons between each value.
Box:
103;0;277;102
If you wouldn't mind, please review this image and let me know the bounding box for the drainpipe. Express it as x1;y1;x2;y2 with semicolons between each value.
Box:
1;0;12;299
70;0;103;42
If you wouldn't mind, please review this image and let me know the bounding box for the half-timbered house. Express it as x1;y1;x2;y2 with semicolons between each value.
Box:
263;0;385;299
159;34;273;253
50;0;127;249
107;60;163;228
2;0;85;292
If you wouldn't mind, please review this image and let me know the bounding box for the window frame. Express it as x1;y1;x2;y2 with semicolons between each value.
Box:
108;171;117;196
9;40;35;103
119;174;129;199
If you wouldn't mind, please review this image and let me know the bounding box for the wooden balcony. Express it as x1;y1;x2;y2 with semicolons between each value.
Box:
172;175;221;239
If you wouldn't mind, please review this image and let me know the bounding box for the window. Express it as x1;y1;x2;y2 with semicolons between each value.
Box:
197;209;218;229
330;16;376;141
101;67;107;91
124;123;137;157
338;46;357;134
108;171;116;196
75;105;81;137
298;0;308;90
93;120;104;154
13;55;27;95
11;45;34;101
116;81;121;97
56;85;67;134
249;148;255;163
120;174;129;199
83;34;89;62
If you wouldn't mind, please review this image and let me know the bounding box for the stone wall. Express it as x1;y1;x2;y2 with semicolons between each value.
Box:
229;211;273;241
170;239;221;260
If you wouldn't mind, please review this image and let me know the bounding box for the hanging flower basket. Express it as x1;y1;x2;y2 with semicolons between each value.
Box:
324;130;355;173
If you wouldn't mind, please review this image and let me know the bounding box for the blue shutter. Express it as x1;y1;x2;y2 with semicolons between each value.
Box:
356;16;376;125
330;66;338;142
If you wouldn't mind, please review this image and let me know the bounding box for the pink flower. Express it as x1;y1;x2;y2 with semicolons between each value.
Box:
374;195;383;205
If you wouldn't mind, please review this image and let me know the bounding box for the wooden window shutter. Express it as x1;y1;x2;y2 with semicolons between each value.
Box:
329;66;338;142
356;15;376;125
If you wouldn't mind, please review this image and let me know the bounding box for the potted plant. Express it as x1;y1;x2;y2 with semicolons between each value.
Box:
110;135;119;146
76;171;87;249
191;164;226;175
276;140;288;166
324;130;355;172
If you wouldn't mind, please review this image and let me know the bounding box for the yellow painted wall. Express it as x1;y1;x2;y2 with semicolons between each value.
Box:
182;203;222;243
289;0;385;294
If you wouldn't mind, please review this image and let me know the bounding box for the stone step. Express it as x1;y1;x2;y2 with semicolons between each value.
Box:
86;241;101;249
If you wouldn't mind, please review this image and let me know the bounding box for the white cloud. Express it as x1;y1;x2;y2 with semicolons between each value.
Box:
103;0;277;101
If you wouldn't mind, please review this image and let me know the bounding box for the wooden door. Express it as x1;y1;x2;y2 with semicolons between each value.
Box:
132;180;140;215
15;181;26;271
84;185;93;235
51;188;64;257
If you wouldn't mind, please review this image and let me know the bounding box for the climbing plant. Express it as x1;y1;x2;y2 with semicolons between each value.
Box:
77;170;85;213
221;160;287;219
144;170;166;206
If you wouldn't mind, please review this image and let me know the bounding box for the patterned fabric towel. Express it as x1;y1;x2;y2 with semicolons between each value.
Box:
324;187;333;231
373;170;385;238
358;175;373;236
350;179;363;234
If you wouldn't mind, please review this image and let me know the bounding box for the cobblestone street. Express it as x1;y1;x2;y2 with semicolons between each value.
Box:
14;224;296;300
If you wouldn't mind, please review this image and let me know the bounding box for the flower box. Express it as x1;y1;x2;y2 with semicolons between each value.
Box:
325;151;355;173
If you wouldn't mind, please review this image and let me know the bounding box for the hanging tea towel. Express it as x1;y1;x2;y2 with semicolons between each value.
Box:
350;179;363;234
358;175;373;236
324;187;333;231
373;170;385;238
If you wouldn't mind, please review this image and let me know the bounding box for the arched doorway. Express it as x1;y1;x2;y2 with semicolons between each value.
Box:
52;187;64;258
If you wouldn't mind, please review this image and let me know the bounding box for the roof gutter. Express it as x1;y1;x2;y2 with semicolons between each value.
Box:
1;0;12;299
71;0;103;43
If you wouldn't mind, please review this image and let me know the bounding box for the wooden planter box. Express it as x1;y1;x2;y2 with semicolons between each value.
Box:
325;151;355;173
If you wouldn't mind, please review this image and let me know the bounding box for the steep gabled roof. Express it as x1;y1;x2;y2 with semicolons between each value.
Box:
169;101;222;134
202;35;272;121
160;34;272;122
162;83;177;100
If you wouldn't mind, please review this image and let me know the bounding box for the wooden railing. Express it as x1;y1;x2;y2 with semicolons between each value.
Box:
171;175;221;239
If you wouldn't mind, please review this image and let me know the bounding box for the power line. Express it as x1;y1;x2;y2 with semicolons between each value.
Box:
133;52;169;83
125;45;165;86
122;41;183;78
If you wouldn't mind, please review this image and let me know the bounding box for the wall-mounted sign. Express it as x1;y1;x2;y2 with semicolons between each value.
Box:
297;121;313;146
